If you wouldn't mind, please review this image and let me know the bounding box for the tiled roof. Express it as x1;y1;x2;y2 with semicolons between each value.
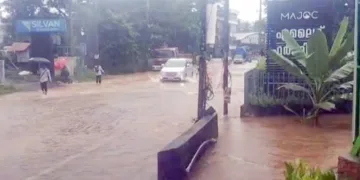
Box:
9;42;30;52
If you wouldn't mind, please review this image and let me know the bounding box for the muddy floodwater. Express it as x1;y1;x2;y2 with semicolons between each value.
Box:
191;115;352;180
0;62;353;180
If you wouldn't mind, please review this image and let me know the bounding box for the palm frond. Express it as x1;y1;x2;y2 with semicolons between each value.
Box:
325;61;354;83
330;17;349;56
306;30;329;80
269;50;307;80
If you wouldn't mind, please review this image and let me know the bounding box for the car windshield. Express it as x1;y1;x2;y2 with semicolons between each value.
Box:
164;60;186;68
234;55;243;59
152;49;175;58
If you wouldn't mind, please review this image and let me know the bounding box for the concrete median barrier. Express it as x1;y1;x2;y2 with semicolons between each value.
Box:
157;107;218;180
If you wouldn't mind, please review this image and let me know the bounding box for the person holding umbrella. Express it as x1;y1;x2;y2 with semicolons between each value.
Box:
39;64;52;95
29;57;52;94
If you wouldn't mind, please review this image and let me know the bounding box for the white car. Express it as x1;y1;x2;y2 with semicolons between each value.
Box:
160;58;194;81
233;55;245;64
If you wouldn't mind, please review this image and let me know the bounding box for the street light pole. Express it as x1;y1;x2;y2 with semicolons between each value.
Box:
197;0;208;120
258;0;263;45
223;0;230;116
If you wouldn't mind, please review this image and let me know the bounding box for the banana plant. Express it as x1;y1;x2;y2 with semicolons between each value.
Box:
269;17;354;126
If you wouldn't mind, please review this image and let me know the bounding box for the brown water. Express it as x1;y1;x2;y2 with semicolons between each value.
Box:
190;115;352;180
0;61;352;179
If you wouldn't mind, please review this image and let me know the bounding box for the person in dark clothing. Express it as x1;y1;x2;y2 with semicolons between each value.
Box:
60;66;72;84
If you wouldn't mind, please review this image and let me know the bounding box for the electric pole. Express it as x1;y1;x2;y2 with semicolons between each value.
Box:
197;0;208;120
258;0;263;45
259;0;262;20
223;0;230;116
94;0;99;60
146;0;150;69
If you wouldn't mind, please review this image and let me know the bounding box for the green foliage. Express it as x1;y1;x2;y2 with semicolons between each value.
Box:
255;57;266;70
2;0;201;74
97;0;201;74
0;85;16;95
268;17;354;125
249;88;305;108
284;159;336;180
351;136;360;157
253;19;266;32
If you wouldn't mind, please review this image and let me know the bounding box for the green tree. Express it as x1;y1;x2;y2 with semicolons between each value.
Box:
253;19;266;32
269;17;354;126
97;0;201;73
238;21;252;32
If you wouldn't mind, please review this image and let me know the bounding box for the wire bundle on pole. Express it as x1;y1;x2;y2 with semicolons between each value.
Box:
205;70;215;100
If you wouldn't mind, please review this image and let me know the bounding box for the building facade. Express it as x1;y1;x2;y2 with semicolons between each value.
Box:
206;2;239;58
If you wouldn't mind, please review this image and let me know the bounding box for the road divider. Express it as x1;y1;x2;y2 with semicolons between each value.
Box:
157;107;218;180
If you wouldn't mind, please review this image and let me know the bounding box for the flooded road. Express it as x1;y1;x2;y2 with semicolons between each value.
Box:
0;72;200;180
0;61;352;179
190;116;352;180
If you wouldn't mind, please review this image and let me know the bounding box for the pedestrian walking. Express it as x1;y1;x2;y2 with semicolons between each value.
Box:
94;65;105;84
39;64;52;95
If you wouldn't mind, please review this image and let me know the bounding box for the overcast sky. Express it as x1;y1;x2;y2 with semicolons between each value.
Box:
0;0;263;22
230;0;264;22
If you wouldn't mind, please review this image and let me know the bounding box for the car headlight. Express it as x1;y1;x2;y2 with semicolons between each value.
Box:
177;71;184;76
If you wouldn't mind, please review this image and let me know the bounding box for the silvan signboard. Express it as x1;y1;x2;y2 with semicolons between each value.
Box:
15;19;66;33
266;0;334;72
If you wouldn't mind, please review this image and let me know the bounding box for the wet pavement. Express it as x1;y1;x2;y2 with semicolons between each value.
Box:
0;61;352;179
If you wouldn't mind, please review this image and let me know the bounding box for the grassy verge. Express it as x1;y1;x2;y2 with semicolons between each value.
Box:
74;67;97;82
0;85;17;95
255;57;266;70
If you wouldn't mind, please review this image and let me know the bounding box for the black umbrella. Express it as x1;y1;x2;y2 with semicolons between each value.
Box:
29;57;51;63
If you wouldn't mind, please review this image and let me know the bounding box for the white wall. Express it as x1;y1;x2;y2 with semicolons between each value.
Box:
206;3;239;46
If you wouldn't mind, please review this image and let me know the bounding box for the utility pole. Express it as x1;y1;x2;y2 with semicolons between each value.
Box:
197;0;208;120
258;0;263;45
93;0;100;60
259;0;262;20
146;0;150;68
223;0;230;116
68;0;74;56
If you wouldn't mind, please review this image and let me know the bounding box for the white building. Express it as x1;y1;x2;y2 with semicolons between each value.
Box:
206;2;239;57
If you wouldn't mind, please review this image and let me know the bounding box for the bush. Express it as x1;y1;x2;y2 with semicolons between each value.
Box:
255;57;266;70
284;159;336;180
74;67;96;82
0;85;16;95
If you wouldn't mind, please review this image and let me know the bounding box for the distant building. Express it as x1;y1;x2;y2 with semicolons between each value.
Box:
7;42;31;63
206;2;239;58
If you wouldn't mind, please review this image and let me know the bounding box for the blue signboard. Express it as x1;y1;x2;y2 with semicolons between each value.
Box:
266;0;334;72
15;19;67;33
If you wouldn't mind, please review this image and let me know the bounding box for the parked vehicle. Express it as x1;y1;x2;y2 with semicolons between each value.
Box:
150;47;179;71
160;58;194;81
150;47;193;71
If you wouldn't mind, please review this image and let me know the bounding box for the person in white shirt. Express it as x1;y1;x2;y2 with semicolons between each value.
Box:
94;65;105;84
39;64;52;95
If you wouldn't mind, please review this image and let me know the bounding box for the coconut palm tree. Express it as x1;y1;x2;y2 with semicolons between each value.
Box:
269;17;354;126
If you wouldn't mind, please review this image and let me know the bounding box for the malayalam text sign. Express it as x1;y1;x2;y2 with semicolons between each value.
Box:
15;19;67;33
267;0;334;71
